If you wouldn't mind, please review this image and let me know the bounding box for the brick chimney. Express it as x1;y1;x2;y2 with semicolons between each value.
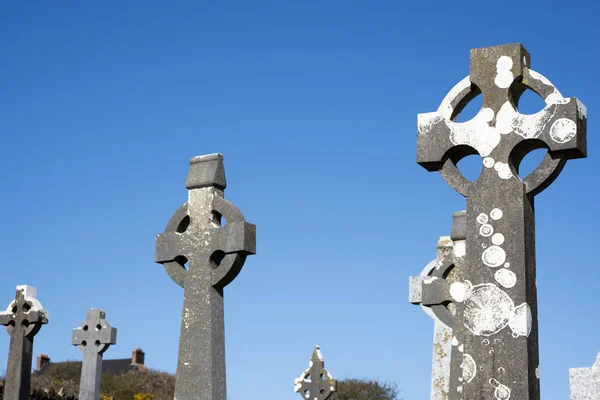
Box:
132;348;145;366
36;354;50;371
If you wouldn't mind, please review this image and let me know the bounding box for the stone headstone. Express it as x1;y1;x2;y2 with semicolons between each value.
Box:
0;285;48;400
72;308;117;400
294;346;337;400
569;353;600;400
417;43;587;399
409;210;466;400
155;153;256;400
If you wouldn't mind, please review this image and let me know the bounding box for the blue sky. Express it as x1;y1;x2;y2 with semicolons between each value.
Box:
0;2;598;399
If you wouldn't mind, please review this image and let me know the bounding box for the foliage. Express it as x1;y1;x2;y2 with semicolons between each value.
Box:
329;378;401;400
133;394;154;400
26;362;175;400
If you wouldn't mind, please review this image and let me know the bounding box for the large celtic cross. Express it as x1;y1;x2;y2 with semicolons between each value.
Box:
155;153;256;400
0;285;48;400
72;308;117;400
417;43;587;400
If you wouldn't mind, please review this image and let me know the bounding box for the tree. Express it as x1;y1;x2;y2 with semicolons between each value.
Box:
329;378;400;400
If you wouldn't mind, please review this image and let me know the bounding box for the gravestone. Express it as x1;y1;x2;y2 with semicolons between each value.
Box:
417;43;587;399
294;346;337;400
409;210;466;400
569;353;600;400
155;153;256;400
72;308;117;400
0;285;48;400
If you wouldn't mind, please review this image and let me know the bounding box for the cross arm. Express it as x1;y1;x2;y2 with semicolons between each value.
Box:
155;232;191;263
0;311;14;326
409;276;451;306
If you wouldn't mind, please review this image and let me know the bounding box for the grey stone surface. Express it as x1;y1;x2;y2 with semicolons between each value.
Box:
570;353;600;400
417;43;587;400
294;346;337;400
72;308;117;400
155;153;256;400
409;211;465;400
0;286;48;400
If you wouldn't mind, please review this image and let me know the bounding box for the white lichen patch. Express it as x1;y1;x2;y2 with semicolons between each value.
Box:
463;282;514;336
496;101;556;139
482;246;507;267
454;241;466;258
495;56;514;89
489;378;511;400
480;224;494;237
536;366;540;379
477;213;489;224
450;282;467;302
550;118;577;143
462;353;477;383
508;303;532;337
452;336;459;346
492;233;505;245
494;161;513;179
483;157;495;168
448;108;500;157
494;269;517;288
576;99;587;119
490;208;503;220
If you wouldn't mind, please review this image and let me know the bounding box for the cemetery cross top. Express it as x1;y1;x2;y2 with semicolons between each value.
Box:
417;43;587;400
294;346;337;400
0;285;48;400
155;153;256;400
72;308;117;400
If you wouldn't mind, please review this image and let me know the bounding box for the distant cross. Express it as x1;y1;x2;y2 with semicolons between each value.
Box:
417;43;587;400
155;153;256;400
294;346;337;400
569;353;600;400
72;308;117;400
409;211;465;400
0;285;48;400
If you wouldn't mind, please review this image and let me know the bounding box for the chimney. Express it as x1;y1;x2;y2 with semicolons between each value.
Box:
36;354;50;371
132;348;145;366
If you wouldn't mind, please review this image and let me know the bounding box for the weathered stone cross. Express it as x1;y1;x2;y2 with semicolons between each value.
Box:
294;346;337;400
417;43;587;399
409;211;465;400
155;153;256;400
72;308;117;400
0;285;48;400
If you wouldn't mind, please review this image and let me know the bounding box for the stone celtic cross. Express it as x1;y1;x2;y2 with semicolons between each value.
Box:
417;43;587;400
409;211;466;400
294;346;337;400
155;153;256;400
72;308;117;400
0;285;48;400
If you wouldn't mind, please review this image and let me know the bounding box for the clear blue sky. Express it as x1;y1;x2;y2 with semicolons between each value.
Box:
0;2;598;400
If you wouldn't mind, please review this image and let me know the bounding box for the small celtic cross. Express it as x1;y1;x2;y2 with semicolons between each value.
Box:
0;285;48;400
72;308;117;400
294;346;337;400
